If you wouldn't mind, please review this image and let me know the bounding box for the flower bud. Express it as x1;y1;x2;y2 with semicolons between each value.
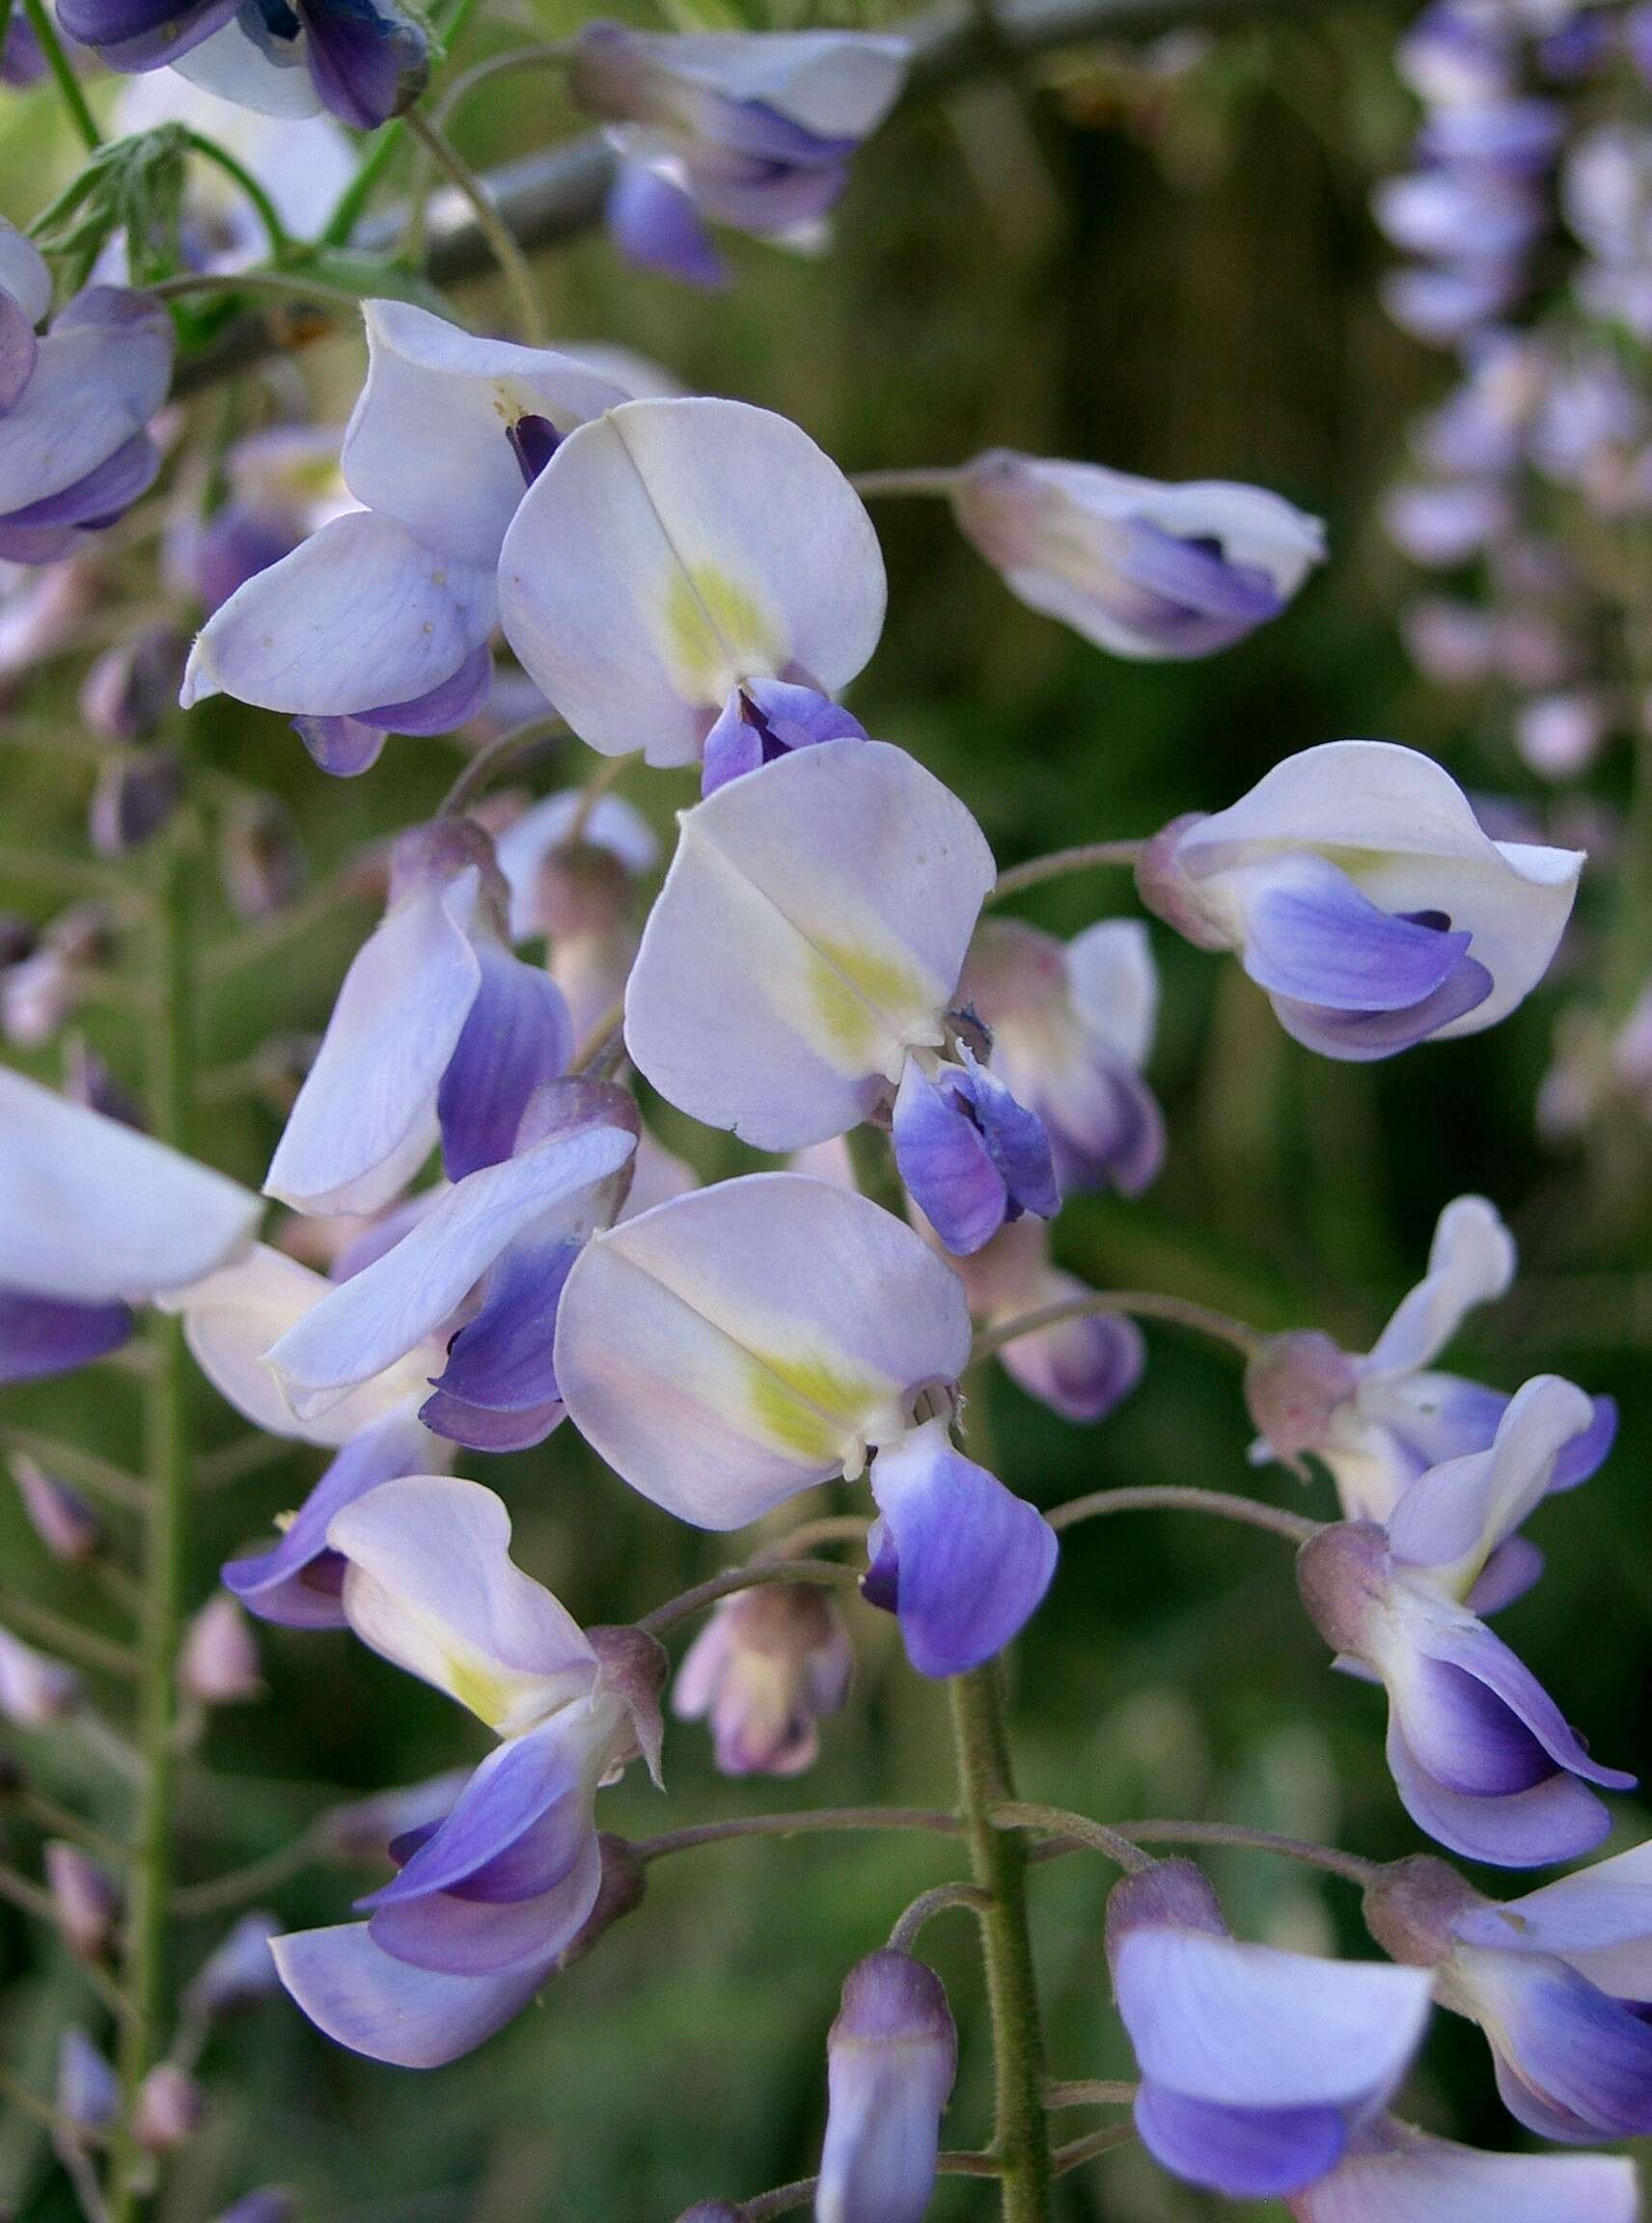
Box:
11;1452;101;1563
132;2063;206;2153
674;1586;853;1778
212;2194;296;2223
218;792;306;921
313;1770;470;1864
556;1833;647;1970
79;627;189;746
43;1841;121;1960
1243;1331;1359;1473
817;1950;956;2223
1361;1855;1482;1969
675;2207;744;2221
531;839;634;942
88;746;184;860
56;2028;118;2136
179;1594;264;1706
0;1625;80;1725
182;1910;282;2020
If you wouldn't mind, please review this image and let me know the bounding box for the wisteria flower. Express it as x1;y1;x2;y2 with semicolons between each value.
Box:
169;425;349;618
182;305;629;771
1106;1859;1434;2199
0;270;174;565
0;1065;259;1385
959;916;1164;1195
1286;2117;1638;2222
674;1583;852;1778
555;1171;1058;1677
1297;1377;1635;1864
498;396;884;785
272;1476;664;2066
816;1949;955;2223
950;1214;1143;1425
623;739;1059;1252
1247;1192;1614;1540
1137;741;1584;1057
494;786;659;1041
1366;1845;1652;2144
566;25;910;288
945;450;1325;658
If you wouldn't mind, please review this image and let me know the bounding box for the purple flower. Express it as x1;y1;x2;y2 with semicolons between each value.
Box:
44;1841;121;1960
169;425;348;617
1367;1843;1652;2145
817;1950;956;2223
272;1478;664;2066
950;1216;1144;1426
555;1171;1058;1679
0;1626;80;1726
1106;1860;1433;2199
700;675;867;797
182;1911;283;2020
1137;742;1583;1060
566;25;910;286
891;1048;1059;1256
1297;1378;1636;1865
674;1584;852;1777
11;1454;101;1564
1286;2116;1638;2222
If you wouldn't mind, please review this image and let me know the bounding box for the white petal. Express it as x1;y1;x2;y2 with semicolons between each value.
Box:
113;73;354;245
173;19;324;116
1065;918;1158;1067
165;1244;443;1445
268;1120;637;1420
498;398;886;763
645;28;909;136
1365;1194;1516;1377
1456;1840;1652;1998
555;1171;971;1527
343;303;630;568
181;509;497;719
265;875;482;1218
0;221;51;329
624;741;993;1149
0;1068;259;1304
1297;2122;1639;2223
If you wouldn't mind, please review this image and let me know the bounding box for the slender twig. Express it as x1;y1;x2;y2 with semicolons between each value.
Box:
633;1807;961;1863
1053;2123;1138;2175
745;2154;1002;2215
15;1791;129;1870
753;1514;870;1564
0;1429;149;1512
1109;1819;1382;1887
888;1880;992;1952
0;2062;113;2150
150;267;370;316
638;1559;861;1637
192;1432;296;1490
975;1287;1261;1362
850;466;970;497
180;131;290;256
403;109;546;343
991;1800;1151;1875
0;1861;58;1922
989;839;1146;901
1045;2080;1137;2110
1047;1485;1319;1545
0;845;149;911
171;1829;319;1917
437;714;566;818
566;751;641;844
434;39;574;124
20;0;98;150
0;1595;141;1678
205;870;375;979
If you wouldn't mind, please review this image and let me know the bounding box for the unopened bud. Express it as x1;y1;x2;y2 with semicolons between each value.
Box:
675;2207;744;2221
211;2196;296;2223
532;841;633;940
79;627;189;745
818;1951;956;2223
219;793;305;921
183;1910;282;2020
0;1626;80;1725
1362;1855;1482;1969
133;2063;205;2152
55;2029;117;2134
88;747;184;859
179;1594;263;1706
1243;1331;1359;1473
11;1454;101;1564
43;1841;121;1960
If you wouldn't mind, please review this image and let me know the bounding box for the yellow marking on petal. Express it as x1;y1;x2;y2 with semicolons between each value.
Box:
442;1649;520;1732
806;936;936;1070
662;562;783;704
741;1345;885;1464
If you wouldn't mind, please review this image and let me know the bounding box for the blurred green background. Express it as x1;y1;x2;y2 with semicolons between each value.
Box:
3;3;1652;2215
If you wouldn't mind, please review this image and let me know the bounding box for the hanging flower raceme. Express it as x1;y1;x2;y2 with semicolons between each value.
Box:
182;304;630;773
949;1214;1143;1426
271;1476;665;2067
493;787;659;1042
0;1066;260;1386
1137;741;1584;1058
58;0;428;130
555;1172;1058;1678
1364;1850;1652;2146
0;230;173;565
1297;1377;1635;1865
498;396;884;791
1247;1192;1614;1542
621;739;1059;1255
1285;2116;1638;2222
815;1949;956;2223
673;1584;853;1779
959;917;1164;1196
1105;1860;1435;2201
943;450;1325;657
565;25;910;288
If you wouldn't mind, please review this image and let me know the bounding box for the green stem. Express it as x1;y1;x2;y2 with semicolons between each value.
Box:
989;838;1146;903
110;836;196;2223
180;132;290;257
150;266;365;316
436;712;565;817
948;1664;1054;2223
849;466;968;497
403;108;545;343
632;1807;960;1863
21;0;99;151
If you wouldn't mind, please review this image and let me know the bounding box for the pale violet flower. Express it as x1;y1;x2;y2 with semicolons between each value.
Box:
1105;1859;1434;2200
816;1950;956;2223
1298;1377;1635;1865
949;1214;1144;1426
169;425;350;618
272;1477;664;2066
566;26;910;288
1138;741;1584;1057
0;221;52;414
946;451;1325;658
498;396;885;782
1287;2118;1638;2222
182;305;630;773
621;738;1059;1253
555;1171;1058;1678
1246;1194;1614;1535
493;786;659;1041
674;1584;852;1779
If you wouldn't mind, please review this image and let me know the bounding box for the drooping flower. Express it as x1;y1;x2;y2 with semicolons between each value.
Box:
1297;1377;1635;1865
959;916;1164;1195
1286;2116;1638;2222
179;1593;264;1705
498;397;885;787
44;1842;122;1960
59;0;429;130
1106;1859;1434;2199
0;1065;260;1385
944;450;1325;658
494;786;659;1041
555;1171;1058;1678
0;282;174;565
566;26;910;288
816;1949;956;2223
10;1454;101;1565
1365;1845;1652;2145
272;1476;664;2067
1247;1193;1614;1542
0;1626;81;1726
948;1214;1143;1426
674;1584;853;1778
622;740;1058;1253
1137;741;1584;1057
182;305;630;771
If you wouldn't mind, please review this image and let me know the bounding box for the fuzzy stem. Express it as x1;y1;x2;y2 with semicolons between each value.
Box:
973;1287;1263;1362
991;1800;1151;1873
849;465;970;497
179;133;290;256
637;1558;861;1637
887;1880;993;1952
989;839;1147;901
1047;1484;1319;1544
21;0;99;151
436;713;565;818
949;1664;1054;2222
403;109;546;343
108;836;196;2223
632;1807;961;1863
